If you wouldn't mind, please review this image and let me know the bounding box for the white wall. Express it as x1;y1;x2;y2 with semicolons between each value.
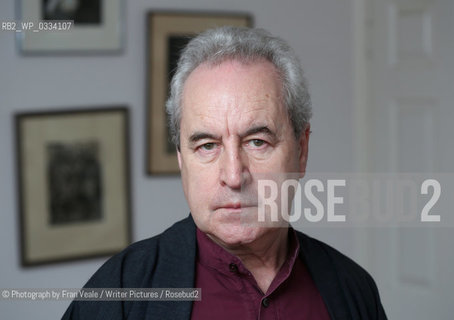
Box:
0;0;356;318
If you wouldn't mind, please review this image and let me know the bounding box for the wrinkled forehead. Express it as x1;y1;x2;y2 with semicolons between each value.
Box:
179;59;291;138
183;59;283;105
181;58;284;104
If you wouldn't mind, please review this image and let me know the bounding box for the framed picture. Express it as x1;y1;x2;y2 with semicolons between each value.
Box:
146;11;252;174
18;0;123;53
15;107;131;266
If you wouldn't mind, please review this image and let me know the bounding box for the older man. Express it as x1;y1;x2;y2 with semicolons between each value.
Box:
63;27;387;319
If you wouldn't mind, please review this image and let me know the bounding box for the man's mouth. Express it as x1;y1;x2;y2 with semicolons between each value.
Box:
214;203;257;211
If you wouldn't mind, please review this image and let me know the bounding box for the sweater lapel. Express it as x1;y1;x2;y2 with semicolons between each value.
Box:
148;215;197;319
297;232;351;319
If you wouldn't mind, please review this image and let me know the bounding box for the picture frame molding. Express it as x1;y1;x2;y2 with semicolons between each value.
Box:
15;106;132;266
17;0;124;54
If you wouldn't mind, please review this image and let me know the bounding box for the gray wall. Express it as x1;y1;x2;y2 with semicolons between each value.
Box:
0;0;356;318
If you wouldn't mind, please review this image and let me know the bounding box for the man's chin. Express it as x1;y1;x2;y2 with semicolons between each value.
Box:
207;224;267;249
214;207;278;226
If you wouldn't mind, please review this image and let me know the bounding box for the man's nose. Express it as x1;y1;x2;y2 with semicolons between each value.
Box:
219;147;250;189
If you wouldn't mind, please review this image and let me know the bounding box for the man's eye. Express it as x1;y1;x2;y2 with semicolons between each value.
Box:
200;143;216;150
249;139;266;147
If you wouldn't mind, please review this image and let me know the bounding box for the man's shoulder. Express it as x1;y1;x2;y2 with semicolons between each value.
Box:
296;231;387;319
296;231;367;273
62;217;197;319
296;231;376;286
84;216;196;289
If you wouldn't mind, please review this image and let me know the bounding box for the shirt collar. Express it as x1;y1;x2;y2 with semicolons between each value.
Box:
196;227;301;280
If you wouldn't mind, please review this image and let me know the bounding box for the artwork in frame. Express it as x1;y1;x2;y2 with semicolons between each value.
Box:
18;0;123;53
146;11;252;174
15;107;131;266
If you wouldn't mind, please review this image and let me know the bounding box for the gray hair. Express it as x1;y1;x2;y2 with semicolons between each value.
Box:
166;26;312;148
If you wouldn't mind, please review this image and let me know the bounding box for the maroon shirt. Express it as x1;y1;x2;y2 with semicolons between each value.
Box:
191;228;331;319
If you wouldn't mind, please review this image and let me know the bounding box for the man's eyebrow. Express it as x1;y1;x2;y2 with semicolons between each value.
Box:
188;132;220;143
188;126;276;144
241;126;276;139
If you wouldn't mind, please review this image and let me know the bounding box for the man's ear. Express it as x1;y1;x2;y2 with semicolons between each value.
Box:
298;124;311;178
177;148;182;170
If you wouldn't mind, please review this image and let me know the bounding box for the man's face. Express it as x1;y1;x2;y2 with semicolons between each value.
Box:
177;59;310;248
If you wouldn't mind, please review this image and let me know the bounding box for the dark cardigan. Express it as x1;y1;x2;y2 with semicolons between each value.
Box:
62;215;387;319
